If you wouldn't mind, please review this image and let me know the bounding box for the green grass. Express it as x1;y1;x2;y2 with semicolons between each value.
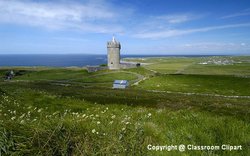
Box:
0;56;250;155
14;68;89;81
0;84;249;155
78;72;138;83
136;74;250;96
138;56;250;76
0;68;139;85
182;63;250;76
144;57;198;74
124;67;155;77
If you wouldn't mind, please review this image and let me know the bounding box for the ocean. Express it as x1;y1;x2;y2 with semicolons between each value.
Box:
0;54;217;67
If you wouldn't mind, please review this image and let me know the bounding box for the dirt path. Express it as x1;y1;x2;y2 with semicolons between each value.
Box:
147;89;250;99
3;70;145;86
87;70;145;85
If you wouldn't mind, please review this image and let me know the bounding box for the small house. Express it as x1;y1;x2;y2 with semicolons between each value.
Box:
113;80;129;89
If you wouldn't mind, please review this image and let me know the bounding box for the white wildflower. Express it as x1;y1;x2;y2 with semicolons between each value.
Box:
148;113;152;117
92;129;96;133
53;112;59;116
19;113;25;119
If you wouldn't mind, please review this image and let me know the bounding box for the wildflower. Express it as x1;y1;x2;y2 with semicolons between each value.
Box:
53;111;59;116
95;114;99;117
37;108;42;113
122;127;126;131
96;132;99;134
125;122;130;125
11;116;16;120
97;121;101;124
111;115;116;119
109;121;113;124
82;114;86;118
20;120;25;124
19;113;25;119
106;107;108;110
92;129;96;133
148;113;152;117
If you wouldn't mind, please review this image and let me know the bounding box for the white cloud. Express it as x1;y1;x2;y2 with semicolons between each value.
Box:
179;42;250;53
221;10;250;19
156;14;202;24
133;23;250;39
241;43;246;46
0;0;126;33
128;13;206;38
131;42;250;54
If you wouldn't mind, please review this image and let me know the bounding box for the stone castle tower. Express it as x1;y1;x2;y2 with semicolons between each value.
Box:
107;36;121;70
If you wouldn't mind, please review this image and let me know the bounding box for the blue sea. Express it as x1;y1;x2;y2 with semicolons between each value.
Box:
0;54;218;67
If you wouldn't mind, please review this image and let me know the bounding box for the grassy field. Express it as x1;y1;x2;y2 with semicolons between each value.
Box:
125;56;250;75
136;74;250;96
0;56;249;155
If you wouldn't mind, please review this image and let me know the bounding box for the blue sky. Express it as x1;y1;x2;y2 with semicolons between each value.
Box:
0;0;250;55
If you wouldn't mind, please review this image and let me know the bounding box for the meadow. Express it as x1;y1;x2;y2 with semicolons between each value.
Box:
0;56;249;155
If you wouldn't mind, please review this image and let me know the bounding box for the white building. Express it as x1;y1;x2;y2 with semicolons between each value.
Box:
113;80;129;89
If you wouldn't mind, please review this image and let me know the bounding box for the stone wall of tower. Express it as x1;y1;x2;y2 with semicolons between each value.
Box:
107;40;121;70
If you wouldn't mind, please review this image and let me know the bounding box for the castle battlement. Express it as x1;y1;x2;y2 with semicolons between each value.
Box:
107;41;121;48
